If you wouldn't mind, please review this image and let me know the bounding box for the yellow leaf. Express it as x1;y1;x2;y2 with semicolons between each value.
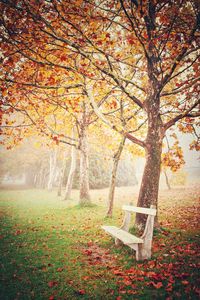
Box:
58;87;65;95
34;142;41;149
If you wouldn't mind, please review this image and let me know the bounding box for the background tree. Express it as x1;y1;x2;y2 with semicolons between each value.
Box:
63;127;77;200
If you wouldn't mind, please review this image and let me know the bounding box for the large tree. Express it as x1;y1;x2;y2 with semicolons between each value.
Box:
0;0;199;226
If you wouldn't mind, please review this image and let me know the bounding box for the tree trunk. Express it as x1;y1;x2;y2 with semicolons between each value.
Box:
34;163;45;188
135;92;163;228
79;125;91;205
164;170;171;190
57;167;64;197
135;141;162;228
47;148;57;191
63;143;77;200
106;136;126;217
41;169;47;188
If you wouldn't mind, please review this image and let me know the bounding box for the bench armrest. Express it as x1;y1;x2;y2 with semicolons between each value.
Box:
122;205;156;216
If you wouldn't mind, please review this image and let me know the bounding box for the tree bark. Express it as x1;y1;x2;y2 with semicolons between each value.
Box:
164;170;171;190
47;148;57;191
135;91;163;228
41;168;47;188
34;163;46;188
79;125;91;205
106;136;126;217
135;140;162;228
63;142;77;200
57;166;64;197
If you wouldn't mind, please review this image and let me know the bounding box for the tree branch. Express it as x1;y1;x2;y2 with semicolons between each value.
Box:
2;78;82;90
163;99;200;132
86;81;146;148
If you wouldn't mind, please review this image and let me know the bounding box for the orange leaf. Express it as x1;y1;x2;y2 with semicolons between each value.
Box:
182;280;189;285
113;270;124;276
78;289;86;295
151;282;163;289
48;281;58;288
56;267;63;272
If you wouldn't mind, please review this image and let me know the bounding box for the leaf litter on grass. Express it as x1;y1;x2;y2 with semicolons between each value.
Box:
0;186;200;299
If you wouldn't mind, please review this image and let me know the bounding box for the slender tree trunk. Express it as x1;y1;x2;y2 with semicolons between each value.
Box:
34;173;38;187
63;143;77;200
47;148;57;191
34;163;44;188
106;136;126;217
54;167;60;184
164;170;171;190
41;169;47;188
58;158;67;196
79;125;91;205
57;167;64;197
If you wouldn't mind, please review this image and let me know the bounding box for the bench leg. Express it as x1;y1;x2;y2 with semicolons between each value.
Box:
115;238;123;246
137;244;151;261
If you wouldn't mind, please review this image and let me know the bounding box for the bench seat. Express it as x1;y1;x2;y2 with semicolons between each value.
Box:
101;205;156;261
101;225;143;245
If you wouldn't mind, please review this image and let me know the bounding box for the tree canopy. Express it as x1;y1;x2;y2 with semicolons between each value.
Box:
0;0;199;225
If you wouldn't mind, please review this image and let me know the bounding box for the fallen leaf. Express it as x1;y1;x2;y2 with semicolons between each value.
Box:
83;276;90;281
48;281;58;288
182;280;189;285
166;283;173;292
78;289;86;295
151;282;163;289
14;230;23;235
56;267;63;272
113;270;124;276
85;249;92;256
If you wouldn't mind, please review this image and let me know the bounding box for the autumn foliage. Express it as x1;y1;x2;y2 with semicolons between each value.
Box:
0;0;199;222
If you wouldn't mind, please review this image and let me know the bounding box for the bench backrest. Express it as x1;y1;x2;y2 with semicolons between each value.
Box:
122;205;156;216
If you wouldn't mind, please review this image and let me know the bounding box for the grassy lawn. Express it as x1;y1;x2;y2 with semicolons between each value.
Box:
0;186;199;299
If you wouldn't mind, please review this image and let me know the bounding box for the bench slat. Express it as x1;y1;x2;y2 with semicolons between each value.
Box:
122;205;156;216
102;225;143;244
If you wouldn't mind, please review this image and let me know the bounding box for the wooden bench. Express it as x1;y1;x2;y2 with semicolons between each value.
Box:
102;205;156;261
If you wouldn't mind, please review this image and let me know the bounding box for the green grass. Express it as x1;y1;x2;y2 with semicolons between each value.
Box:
0;187;199;299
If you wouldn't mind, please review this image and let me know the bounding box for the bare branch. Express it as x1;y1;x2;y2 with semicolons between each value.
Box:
0;123;33;128
2;78;82;90
86;81;146;148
